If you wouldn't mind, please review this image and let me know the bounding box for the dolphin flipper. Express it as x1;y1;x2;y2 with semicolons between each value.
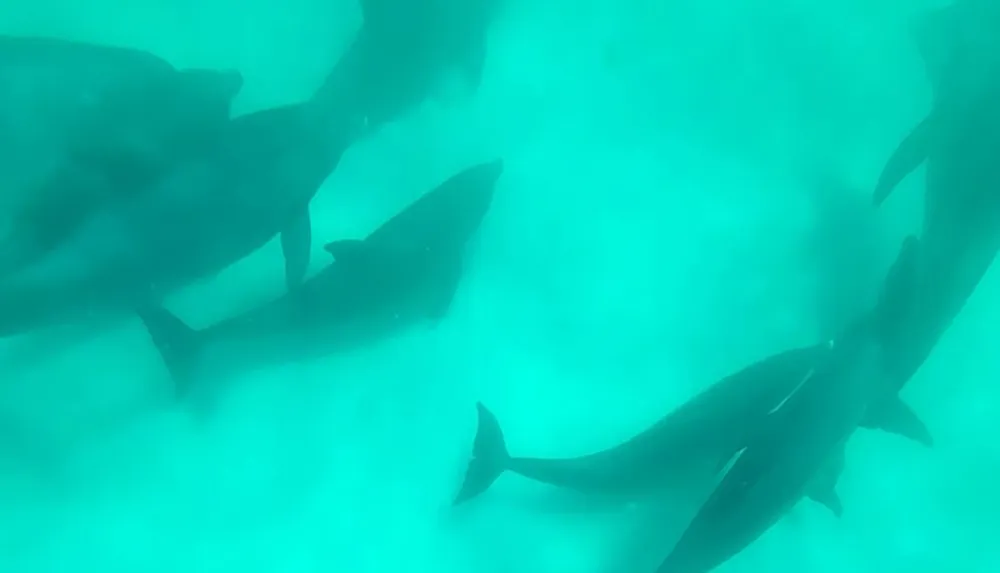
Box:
453;402;510;505
281;208;312;290
861;396;933;446
807;483;843;518
873;113;940;206
136;305;202;396
806;445;846;518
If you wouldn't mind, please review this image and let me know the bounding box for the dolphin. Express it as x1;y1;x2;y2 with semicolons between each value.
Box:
0;35;244;271
136;159;502;397
656;236;922;573
313;0;501;138
863;2;1000;420
0;82;357;338
453;327;930;508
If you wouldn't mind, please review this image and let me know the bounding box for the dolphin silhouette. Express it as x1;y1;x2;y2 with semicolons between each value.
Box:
137;159;502;400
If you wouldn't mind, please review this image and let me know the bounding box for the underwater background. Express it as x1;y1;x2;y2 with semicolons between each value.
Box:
0;0;996;571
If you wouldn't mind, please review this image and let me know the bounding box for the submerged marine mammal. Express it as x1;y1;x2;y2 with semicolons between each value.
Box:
658;236;921;573
0;85;354;338
453;335;929;509
864;0;1000;417
0;35;243;272
315;0;501;138
137;159;502;398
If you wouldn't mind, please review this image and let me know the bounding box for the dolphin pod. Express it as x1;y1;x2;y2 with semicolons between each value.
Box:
136;159;502;400
451;3;1000;572
0;2;995;573
0;0;501;338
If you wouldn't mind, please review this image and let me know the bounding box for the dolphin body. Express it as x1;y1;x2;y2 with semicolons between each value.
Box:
314;0;501;138
453;333;929;510
657;237;921;573
0;35;244;265
657;6;1000;570
0;76;356;338
865;0;1000;411
136;159;501;398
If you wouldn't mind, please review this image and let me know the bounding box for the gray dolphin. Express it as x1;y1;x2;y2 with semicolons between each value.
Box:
0;35;243;270
453;332;929;508
0;85;356;338
658;236;922;573
136;159;502;398
864;2;1000;416
314;0;501;138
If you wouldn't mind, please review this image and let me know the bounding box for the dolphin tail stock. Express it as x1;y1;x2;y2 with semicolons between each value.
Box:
453;402;511;505
135;304;203;397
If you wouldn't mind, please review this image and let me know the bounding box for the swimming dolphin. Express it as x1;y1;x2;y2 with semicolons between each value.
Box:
657;236;922;573
0;35;243;271
453;326;930;508
314;0;501;138
0;82;356;338
863;2;1000;418
136;159;501;397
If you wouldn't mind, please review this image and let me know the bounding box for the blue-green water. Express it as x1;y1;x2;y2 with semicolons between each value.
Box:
0;1;996;571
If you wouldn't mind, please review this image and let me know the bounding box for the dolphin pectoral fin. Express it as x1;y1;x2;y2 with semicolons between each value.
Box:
873;113;939;206
135;305;202;398
281;209;312;290
861;396;934;447
453;402;510;505
806;482;843;518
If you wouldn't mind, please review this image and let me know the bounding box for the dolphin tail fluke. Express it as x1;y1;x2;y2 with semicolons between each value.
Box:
135;305;201;396
453;402;510;505
873;113;938;206
861;395;933;446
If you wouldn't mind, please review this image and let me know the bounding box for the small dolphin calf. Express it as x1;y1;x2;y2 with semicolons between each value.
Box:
138;159;502;397
657;236;922;573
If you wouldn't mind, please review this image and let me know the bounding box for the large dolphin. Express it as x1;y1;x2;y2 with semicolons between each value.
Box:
134;159;501;398
0;79;357;338
658;237;922;573
453;331;929;508
0;35;243;270
657;6;1000;569
863;1;1000;418
314;0;501;138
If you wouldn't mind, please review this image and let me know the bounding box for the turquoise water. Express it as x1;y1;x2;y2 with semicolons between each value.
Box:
0;1;996;571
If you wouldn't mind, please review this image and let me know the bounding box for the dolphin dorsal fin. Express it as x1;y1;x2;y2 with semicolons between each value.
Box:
324;239;369;263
